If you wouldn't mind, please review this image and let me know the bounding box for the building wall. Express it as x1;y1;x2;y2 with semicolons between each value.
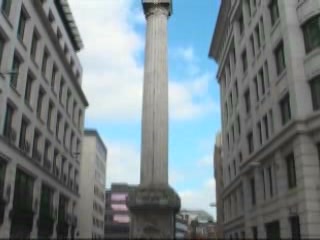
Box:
79;131;106;238
0;0;87;238
210;0;320;239
213;133;223;238
105;184;135;239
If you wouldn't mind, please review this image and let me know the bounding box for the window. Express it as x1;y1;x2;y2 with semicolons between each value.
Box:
246;0;251;17
78;110;82;128
1;0;12;16
239;152;242;163
254;77;259;101
40;184;54;218
260;17;265;43
37;87;45;118
56;113;61;139
241;50;248;73
257;122;262;145
3;103;14;138
280;93;291;125
263;115;269;140
63;123;68;146
303;15;320;53
59;79;65;102
41;49;49;75
265;221;280;240
274;41;286;75
286;153;297;189
269;0;279;26
247;131;254;154
24;73;33;104
237;115;241;136
13;169;34;211
259;68;265;95
51;64;57;90
233;160;236;176
264;61;270;89
255;25;261;49
0;161;6;196
235;80;238;100
261;169;266;200
289;216;301;240
53;150;58;170
269;109;274;134
0;35;5;66
72;102;77;120
48;10;54;23
250;35;255;57
244;89;251;114
17;9;28;41
267;166;273;197
32;130;40;158
250;177;256;205
10;54;21;89
66;90;71;113
30;30;39;60
19;117;29;151
47;101;54;130
310;76;320;110
239;14;244;36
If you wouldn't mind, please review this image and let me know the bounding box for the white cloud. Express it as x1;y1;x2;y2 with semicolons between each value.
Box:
69;0;218;123
176;46;195;62
197;154;213;167
179;178;216;219
104;139;140;188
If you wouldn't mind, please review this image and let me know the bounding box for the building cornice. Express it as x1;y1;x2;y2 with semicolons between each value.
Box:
208;1;230;62
84;129;108;156
32;0;89;107
54;0;84;52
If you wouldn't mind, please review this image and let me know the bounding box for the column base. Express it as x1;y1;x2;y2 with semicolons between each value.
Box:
127;185;180;239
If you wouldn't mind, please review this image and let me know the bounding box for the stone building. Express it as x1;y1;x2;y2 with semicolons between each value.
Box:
213;132;223;238
0;0;88;238
209;0;320;239
79;130;107;238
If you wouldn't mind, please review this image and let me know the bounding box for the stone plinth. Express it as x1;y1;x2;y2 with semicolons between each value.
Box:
128;186;180;239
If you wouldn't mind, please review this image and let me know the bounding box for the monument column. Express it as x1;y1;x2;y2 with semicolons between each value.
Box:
128;0;180;239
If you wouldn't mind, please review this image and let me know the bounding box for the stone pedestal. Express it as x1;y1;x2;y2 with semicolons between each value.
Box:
128;185;180;239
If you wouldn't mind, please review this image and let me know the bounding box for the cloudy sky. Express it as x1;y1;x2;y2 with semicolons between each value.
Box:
69;0;221;217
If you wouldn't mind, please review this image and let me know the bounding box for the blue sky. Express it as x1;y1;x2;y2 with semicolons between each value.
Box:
69;0;220;217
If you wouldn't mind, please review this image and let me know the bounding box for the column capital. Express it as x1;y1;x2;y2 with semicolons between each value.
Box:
142;0;172;18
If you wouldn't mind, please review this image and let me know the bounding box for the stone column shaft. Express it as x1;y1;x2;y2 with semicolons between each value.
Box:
141;6;169;186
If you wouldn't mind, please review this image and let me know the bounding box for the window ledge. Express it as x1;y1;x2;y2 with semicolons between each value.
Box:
270;19;280;36
37;115;45;125
276;69;287;85
1;11;13;29
31;57;39;69
42;73;49;83
18;37;27;51
304;47;320;64
25;101;33;112
10;85;21;97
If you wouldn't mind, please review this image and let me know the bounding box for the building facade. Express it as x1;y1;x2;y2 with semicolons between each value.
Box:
0;0;88;238
213;132;223;238
105;183;135;239
209;0;320;239
78;130;107;238
175;213;189;239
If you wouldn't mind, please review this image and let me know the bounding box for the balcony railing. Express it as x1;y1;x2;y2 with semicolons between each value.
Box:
3;127;16;144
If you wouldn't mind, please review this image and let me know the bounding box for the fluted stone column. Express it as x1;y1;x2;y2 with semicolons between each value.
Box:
128;0;180;239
